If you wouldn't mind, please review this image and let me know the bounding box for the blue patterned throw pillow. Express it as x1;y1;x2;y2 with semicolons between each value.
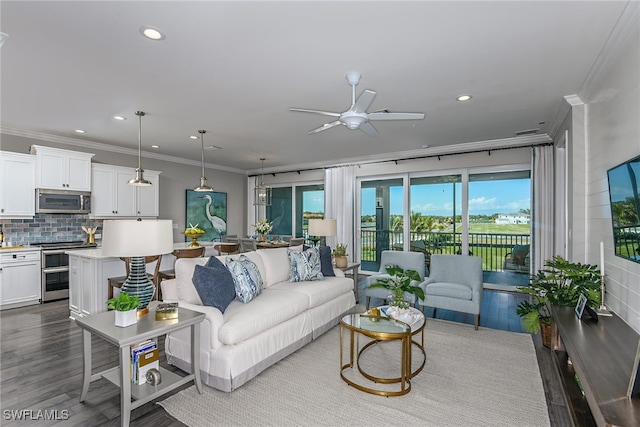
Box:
287;247;324;282
225;255;264;303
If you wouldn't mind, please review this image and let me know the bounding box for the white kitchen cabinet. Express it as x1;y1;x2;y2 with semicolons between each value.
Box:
0;151;36;218
90;164;160;218
0;250;41;309
69;254;124;319
31;145;94;191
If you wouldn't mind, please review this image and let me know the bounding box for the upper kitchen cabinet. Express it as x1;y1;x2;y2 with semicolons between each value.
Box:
30;145;94;191
0;151;36;218
90;164;160;218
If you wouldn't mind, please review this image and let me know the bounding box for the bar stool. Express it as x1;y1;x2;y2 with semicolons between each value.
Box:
157;247;206;300
107;255;163;300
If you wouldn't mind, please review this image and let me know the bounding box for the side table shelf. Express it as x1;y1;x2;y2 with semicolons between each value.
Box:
75;303;205;427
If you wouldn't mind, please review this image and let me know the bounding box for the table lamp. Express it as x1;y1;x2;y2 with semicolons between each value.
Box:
102;219;173;314
308;219;337;247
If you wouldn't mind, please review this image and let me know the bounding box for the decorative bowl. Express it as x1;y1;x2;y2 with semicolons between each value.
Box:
184;232;206;247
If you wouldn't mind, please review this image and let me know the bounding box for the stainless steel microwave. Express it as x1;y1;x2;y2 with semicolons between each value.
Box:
36;189;91;214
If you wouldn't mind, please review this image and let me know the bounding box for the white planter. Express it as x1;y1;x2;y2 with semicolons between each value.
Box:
115;308;137;327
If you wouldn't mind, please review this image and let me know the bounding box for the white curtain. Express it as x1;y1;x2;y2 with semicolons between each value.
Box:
531;145;555;273
324;166;355;260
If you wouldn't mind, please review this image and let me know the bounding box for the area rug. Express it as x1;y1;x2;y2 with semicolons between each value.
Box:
158;319;550;427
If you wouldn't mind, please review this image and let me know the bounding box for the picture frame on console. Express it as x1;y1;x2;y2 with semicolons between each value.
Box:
185;190;227;242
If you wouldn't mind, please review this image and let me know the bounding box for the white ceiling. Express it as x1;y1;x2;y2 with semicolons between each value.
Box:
0;1;630;174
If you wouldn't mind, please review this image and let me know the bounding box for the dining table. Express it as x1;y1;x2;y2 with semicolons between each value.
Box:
256;241;290;249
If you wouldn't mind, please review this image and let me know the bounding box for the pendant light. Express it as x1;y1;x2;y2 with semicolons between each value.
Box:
194;129;213;192
128;111;152;186
254;157;272;206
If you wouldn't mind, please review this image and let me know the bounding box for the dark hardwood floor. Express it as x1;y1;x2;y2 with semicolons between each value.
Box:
1;283;573;426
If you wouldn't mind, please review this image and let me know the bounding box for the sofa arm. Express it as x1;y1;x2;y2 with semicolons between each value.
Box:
161;278;179;302
176;301;225;352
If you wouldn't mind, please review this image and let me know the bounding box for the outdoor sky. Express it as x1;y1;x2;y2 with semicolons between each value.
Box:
303;179;531;216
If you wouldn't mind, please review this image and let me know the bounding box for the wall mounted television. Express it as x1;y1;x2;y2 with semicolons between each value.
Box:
607;154;640;264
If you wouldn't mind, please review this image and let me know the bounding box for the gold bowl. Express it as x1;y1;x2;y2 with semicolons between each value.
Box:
184;232;206;247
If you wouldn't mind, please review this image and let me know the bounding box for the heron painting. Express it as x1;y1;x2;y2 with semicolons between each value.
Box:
185;190;227;242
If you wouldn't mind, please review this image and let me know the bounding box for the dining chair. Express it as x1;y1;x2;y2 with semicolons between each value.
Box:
108;255;163;301
289;237;305;246
223;234;238;243
239;238;257;252
214;243;240;255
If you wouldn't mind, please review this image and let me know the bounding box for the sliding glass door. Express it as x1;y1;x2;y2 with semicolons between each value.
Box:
266;184;324;240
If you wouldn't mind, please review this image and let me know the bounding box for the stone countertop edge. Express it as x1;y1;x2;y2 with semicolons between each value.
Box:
65;241;216;259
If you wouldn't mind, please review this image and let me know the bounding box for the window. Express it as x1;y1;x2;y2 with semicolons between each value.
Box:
266;184;324;239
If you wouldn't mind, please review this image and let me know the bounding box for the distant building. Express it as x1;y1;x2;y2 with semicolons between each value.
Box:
495;213;530;225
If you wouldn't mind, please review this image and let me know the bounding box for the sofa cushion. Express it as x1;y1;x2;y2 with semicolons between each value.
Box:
191;256;236;313
288;247;323;282
256;247;290;287
175;257;209;305
218;289;309;345
226;255;264;303
425;282;473;300
271;276;353;308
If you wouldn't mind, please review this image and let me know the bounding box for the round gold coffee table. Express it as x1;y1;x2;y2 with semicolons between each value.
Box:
339;308;426;396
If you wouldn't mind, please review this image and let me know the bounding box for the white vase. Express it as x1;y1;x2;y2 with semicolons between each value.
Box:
115;308;137;327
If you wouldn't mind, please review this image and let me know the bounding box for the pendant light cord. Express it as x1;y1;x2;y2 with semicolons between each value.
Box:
135;111;145;170
200;130;206;177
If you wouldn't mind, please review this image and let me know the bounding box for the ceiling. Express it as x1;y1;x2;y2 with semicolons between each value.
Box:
0;1;631;174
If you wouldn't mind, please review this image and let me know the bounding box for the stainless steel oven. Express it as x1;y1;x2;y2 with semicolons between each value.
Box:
32;241;96;302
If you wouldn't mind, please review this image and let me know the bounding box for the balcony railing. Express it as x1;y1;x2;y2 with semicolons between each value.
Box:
360;229;530;273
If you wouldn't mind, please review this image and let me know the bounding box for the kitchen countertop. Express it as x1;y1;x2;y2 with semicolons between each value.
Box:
0;246;41;253
66;241;217;259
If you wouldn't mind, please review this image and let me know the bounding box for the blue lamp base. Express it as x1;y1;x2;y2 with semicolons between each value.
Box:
120;256;155;314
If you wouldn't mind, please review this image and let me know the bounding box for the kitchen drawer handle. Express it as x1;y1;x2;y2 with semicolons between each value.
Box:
43;267;69;274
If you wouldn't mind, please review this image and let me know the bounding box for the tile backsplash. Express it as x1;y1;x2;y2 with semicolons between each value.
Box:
0;214;102;245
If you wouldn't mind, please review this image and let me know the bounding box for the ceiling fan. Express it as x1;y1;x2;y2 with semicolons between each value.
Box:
289;72;425;137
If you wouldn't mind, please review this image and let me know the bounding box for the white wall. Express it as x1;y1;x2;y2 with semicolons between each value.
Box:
557;2;640;331
0;133;247;241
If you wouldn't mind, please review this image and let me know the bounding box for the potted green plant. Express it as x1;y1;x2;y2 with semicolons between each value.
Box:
516;255;601;347
332;243;348;268
107;292;142;327
367;265;425;309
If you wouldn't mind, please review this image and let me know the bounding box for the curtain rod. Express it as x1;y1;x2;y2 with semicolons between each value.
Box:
248;141;554;177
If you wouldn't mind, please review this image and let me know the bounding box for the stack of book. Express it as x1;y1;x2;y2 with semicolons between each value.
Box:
131;339;159;385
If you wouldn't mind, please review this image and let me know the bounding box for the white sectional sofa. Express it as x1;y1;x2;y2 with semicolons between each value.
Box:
160;247;356;392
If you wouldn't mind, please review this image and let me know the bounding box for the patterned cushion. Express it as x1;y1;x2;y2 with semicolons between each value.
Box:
191;257;236;313
225;255;264;303
287;247;324;282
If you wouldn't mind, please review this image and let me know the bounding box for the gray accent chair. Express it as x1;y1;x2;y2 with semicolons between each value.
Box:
364;250;426;309
419;254;483;330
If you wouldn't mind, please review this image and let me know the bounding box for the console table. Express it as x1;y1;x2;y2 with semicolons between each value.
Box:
551;305;640;426
76;304;205;427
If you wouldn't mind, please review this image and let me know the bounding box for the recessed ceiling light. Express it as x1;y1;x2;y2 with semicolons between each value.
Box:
205;145;222;150
113;115;126;121
422;144;430;149
74;129;86;134
190;135;199;140
457;95;472;102
151;145;159;149
140;26;166;41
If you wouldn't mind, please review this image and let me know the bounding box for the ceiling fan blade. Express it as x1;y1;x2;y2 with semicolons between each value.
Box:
308;120;342;134
368;112;425;120
289;108;341;118
359;121;379;137
352;90;376;113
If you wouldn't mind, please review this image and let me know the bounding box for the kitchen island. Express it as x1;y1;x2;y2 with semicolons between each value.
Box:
67;242;217;319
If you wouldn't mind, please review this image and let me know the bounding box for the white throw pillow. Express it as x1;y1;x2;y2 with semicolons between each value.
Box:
256;247;290;286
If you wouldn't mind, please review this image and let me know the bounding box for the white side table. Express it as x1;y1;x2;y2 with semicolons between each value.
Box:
337;262;361;300
76;303;205;427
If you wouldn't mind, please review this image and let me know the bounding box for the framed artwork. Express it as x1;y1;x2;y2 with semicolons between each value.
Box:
185;190;227;242
575;293;588;319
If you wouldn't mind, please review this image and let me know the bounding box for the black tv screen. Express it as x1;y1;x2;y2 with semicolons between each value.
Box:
607;155;640;263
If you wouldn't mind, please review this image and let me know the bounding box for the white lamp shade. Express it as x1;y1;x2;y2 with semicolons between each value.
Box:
102;219;174;257
308;219;337;236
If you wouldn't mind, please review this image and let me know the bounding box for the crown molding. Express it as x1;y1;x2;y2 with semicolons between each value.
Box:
0;127;245;174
